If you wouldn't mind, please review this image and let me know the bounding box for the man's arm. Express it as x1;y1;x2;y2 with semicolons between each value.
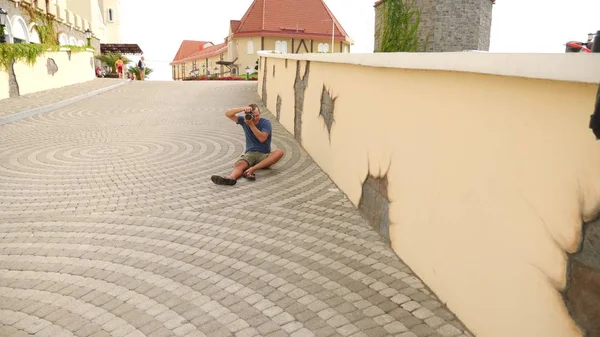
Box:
225;107;248;123
247;124;269;143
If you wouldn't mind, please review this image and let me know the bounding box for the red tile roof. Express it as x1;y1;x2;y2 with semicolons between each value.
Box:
232;0;352;43
230;20;241;34
172;40;213;62
170;43;228;65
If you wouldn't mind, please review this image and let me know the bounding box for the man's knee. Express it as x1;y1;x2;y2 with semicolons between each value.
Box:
272;149;284;160
235;160;249;169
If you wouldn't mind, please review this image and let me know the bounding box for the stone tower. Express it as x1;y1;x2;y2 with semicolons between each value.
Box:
374;0;494;52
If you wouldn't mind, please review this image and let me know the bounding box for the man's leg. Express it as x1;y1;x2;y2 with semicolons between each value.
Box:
211;160;249;186
229;160;249;180
244;150;284;176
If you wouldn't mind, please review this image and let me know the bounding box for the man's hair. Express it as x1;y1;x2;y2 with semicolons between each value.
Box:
249;104;260;113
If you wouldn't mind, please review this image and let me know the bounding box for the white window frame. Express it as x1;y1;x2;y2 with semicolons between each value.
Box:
275;40;288;53
107;8;114;22
59;33;69;46
11;16;30;44
28;23;41;44
318;43;330;53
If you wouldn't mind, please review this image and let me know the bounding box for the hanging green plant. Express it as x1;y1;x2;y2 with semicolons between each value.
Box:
24;4;59;46
0;43;46;71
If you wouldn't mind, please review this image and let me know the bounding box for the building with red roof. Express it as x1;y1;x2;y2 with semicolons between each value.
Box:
170;0;353;80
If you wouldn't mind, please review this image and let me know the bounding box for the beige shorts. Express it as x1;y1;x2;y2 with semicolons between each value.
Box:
238;151;269;166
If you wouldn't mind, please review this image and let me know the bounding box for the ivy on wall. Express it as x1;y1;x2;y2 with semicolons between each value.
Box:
24;5;58;46
0;43;46;71
0;3;91;71
380;0;427;52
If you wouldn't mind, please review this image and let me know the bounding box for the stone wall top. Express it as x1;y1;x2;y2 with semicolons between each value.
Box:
257;51;600;84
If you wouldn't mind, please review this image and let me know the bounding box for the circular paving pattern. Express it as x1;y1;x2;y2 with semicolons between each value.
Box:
0;82;470;337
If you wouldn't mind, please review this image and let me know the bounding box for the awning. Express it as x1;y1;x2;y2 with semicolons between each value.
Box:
100;44;143;55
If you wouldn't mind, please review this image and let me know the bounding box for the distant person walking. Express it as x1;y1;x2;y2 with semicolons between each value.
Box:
138;56;146;81
115;57;124;79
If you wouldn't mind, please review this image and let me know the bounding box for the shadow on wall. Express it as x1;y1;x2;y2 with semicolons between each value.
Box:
589;83;600;139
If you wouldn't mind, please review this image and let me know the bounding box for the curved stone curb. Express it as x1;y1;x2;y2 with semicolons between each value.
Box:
0;80;131;126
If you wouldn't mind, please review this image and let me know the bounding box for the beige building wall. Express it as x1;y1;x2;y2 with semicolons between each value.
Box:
226;36;352;77
232;37;262;75
65;0;93;21
262;37;348;54
99;0;120;43
173;52;227;80
257;52;600;337
51;0;68;9
1;50;95;98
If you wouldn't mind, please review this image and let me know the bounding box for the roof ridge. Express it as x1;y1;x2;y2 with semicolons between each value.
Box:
170;43;228;65
232;0;352;43
236;0;263;35
318;0;349;39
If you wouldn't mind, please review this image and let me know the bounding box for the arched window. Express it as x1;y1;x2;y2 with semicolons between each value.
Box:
69;36;77;45
11;16;29;43
58;33;69;46
275;41;288;53
28;24;40;44
318;43;330;53
247;40;254;54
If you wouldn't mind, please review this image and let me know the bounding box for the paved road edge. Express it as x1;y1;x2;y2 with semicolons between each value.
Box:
0;80;131;126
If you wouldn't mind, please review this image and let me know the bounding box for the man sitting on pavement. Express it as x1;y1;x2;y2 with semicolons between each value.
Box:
211;104;284;186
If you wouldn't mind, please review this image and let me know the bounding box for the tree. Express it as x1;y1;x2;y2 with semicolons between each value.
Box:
380;0;426;52
94;52;131;73
127;66;153;80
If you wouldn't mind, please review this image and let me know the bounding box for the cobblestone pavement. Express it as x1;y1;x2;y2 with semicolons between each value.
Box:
0;78;127;119
0;81;470;337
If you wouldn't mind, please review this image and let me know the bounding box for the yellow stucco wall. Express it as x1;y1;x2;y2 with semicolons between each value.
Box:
258;54;600;337
10;50;96;96
232;37;262;75
0;71;9;100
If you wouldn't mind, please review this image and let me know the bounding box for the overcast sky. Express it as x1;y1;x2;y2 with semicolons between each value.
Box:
119;0;600;81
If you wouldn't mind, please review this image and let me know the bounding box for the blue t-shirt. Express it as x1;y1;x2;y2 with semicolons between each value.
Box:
237;115;272;153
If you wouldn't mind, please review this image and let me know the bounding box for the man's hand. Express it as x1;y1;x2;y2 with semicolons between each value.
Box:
225;106;251;123
244;116;255;126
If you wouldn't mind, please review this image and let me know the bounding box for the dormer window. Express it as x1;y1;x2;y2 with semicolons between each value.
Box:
108;8;114;22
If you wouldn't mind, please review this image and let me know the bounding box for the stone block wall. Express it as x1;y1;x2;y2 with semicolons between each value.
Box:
374;0;494;52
